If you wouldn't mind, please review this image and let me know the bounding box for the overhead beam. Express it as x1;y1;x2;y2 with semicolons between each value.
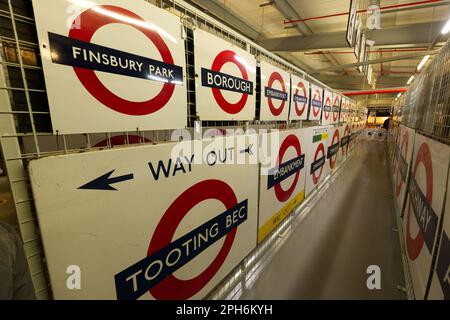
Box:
258;21;449;51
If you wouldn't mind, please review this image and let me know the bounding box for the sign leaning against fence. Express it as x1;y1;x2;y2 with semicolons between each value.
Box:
403;134;450;299
195;28;256;121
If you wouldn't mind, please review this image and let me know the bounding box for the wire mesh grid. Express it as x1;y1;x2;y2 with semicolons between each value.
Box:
0;0;357;299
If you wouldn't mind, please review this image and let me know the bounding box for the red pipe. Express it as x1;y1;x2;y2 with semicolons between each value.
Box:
284;0;445;24
343;88;408;96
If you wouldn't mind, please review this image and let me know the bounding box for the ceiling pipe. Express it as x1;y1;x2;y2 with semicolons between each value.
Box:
342;88;408;96
284;0;446;24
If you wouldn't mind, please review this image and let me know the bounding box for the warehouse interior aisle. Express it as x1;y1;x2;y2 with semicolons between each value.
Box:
241;140;406;300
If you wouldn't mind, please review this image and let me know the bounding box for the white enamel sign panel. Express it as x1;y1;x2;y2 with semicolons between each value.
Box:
259;60;290;121
392;126;415;215
428;170;450;300
309;84;323;121
195;29;256;121
321;89;333;125
305;126;330;197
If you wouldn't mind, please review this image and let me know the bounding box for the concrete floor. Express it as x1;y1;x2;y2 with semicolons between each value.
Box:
241;140;406;300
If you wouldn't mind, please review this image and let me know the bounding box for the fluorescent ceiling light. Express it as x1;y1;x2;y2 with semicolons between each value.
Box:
417;55;430;71
442;19;450;34
407;76;415;85
397;93;402;99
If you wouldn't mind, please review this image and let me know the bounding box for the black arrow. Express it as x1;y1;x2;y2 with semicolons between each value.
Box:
240;144;253;155
78;170;134;191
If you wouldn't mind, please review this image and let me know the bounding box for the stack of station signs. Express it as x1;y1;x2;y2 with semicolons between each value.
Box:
387;124;450;300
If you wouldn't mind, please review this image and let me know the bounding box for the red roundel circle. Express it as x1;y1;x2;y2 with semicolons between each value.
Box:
294;82;307;117
324;97;331;120
69;5;176;116
312;90;322;117
329;129;340;169
274;135;302;202
342;125;350;156
211;50;249;114
395;132;409;196
93;135;151;148
406;143;433;261
148;180;238;299
332;97;340;122
267;72;287;116
312;143;325;185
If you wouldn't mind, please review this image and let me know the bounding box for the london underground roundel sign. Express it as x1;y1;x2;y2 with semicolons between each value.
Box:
309;84;323;121
322;89;333;125
68;6;179;116
403;134;450;299
271;135;304;202
395;131;409;197
266;72;288;116
147;180;240;300
205;50;252;114
332;95;341;123
33;0;187;134
260;60;290;121
405;142;434;260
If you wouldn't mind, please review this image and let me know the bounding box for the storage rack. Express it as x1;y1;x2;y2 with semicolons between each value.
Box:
0;0;359;299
